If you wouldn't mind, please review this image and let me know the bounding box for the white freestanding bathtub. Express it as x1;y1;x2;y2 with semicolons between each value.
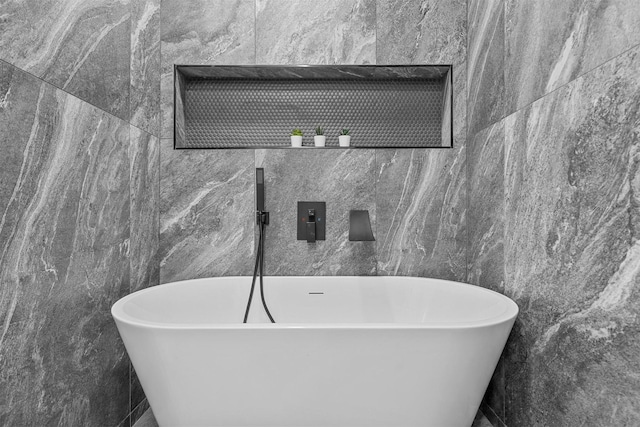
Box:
112;276;518;427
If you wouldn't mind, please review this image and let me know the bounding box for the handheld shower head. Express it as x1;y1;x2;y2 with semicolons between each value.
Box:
256;168;265;212
255;168;268;225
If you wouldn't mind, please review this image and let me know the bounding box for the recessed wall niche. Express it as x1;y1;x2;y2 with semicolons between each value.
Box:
174;65;453;149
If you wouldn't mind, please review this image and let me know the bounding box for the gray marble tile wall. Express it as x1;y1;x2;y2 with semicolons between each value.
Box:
127;125;160;426
159;145;255;282
0;62;130;426
255;0;376;64
159;0;467;282
467;0;504;136
376;0;467;280
0;0;131;120
0;0;161;425
131;0;161;136
467;0;640;425
504;0;640;116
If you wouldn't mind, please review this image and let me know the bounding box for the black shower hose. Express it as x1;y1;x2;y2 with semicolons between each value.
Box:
243;217;275;323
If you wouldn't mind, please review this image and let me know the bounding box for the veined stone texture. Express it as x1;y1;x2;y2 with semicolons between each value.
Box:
376;147;466;280
160;0;255;137
503;44;640;426
0;63;130;426
375;0;467;281
467;0;504;135
468;120;504;293
256;0;376;65
256;149;377;276
129;126;159;293
376;0;466;66
159;141;254;283
505;0;640;115
0;0;131;120
131;0;161;135
467;120;506;422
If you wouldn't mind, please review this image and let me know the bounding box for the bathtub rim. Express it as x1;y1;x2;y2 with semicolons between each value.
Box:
112;276;519;330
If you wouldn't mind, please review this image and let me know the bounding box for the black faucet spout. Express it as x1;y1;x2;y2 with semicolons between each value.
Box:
349;210;375;241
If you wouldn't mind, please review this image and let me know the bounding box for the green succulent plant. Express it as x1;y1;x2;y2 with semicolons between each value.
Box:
339;128;350;136
291;128;303;136
315;126;324;136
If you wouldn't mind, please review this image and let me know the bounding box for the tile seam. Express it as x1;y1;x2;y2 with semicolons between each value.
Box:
0;58;132;127
501;40;640;122
469;41;640;139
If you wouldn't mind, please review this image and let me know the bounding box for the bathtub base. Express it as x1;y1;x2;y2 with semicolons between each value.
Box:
126;327;509;427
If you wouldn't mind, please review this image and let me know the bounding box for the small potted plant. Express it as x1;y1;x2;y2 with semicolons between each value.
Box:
290;128;303;147
338;128;351;147
314;126;326;147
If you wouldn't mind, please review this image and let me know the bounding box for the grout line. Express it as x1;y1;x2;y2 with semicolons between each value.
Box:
481;401;508;427
127;0;132;132
0;57;160;141
130;397;148;415
373;148;378;274
470;40;640;139
156;0;164;289
0;58;133;127
465;0;469;285
506;40;640;118
374;0;377;65
128;362;133;427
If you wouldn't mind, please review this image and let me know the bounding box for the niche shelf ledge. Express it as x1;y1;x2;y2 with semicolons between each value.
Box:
174;64;453;149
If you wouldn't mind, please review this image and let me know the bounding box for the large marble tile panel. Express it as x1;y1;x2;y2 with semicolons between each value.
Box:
467;114;507;427
376;0;466;66
376;144;466;281
256;0;376;65
129;126;159;292
503;45;640;426
0;64;130;425
375;17;466;281
128;125;158;420
0;0;131;120
467;0;504;135
467;121;504;292
131;0;161;135
159;142;254;283
160;0;255;137
256;149;377;276
505;0;640;115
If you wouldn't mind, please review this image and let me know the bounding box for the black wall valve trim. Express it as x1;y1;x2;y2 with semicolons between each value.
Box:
297;202;326;242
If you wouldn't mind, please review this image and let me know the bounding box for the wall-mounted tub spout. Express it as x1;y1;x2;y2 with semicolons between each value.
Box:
349;210;375;241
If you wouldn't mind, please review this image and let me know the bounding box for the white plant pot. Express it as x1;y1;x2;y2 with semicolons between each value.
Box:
314;135;326;147
338;135;351;147
290;135;303;147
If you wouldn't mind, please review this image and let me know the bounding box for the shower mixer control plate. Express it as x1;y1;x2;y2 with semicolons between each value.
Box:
297;201;326;241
